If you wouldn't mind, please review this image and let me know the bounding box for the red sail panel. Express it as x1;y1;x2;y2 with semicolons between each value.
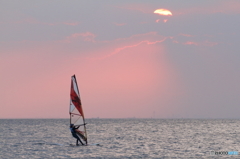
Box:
70;80;84;118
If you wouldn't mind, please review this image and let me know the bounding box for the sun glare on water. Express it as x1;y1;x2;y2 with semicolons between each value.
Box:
154;9;172;16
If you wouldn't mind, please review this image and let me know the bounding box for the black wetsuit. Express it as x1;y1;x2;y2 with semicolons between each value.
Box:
70;126;83;145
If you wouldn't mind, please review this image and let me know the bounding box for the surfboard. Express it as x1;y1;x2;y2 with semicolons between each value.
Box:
69;143;100;147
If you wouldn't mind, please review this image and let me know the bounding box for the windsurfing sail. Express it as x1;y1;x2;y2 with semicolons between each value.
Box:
69;74;87;145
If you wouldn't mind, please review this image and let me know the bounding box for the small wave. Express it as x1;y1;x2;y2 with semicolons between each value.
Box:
48;143;64;146
33;142;45;145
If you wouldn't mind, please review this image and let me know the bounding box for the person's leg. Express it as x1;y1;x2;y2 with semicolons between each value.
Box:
72;133;80;145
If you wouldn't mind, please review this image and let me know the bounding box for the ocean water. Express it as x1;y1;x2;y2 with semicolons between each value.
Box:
0;119;240;158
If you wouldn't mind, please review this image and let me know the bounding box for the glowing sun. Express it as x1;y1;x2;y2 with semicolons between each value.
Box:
154;9;172;16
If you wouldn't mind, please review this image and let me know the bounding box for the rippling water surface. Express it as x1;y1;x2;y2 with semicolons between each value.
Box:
1;119;240;158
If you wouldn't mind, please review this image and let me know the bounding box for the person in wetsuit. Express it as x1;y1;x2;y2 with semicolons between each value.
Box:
70;124;83;145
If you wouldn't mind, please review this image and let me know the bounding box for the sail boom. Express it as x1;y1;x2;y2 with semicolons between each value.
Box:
70;112;82;116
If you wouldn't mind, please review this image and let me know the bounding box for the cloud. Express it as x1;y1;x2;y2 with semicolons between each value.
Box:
203;40;218;46
113;22;127;26
3;17;80;26
177;1;240;15
62;22;79;26
63;32;96;43
155;19;160;23
170;34;218;47
163;19;168;23
155;19;168;23
184;41;198;46
84;32;168;60
115;4;152;13
183;41;218;46
179;33;194;37
102;39;167;59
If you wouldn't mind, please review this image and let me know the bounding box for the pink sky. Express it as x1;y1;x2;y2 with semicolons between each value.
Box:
1;1;240;118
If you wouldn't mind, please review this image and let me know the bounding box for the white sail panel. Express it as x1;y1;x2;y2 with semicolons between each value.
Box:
70;101;75;112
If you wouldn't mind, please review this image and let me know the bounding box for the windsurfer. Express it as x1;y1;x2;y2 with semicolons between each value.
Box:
70;124;83;145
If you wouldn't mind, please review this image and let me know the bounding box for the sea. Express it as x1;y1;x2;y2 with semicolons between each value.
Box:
0;119;240;158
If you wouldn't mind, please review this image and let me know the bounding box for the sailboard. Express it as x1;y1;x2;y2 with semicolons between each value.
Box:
69;74;87;145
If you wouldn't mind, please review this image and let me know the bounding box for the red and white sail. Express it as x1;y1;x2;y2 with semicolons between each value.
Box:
69;75;87;145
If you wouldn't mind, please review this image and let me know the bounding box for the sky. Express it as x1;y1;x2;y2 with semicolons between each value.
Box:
1;0;240;118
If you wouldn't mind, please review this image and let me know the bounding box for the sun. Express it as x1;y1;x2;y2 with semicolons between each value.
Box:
154;9;172;16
